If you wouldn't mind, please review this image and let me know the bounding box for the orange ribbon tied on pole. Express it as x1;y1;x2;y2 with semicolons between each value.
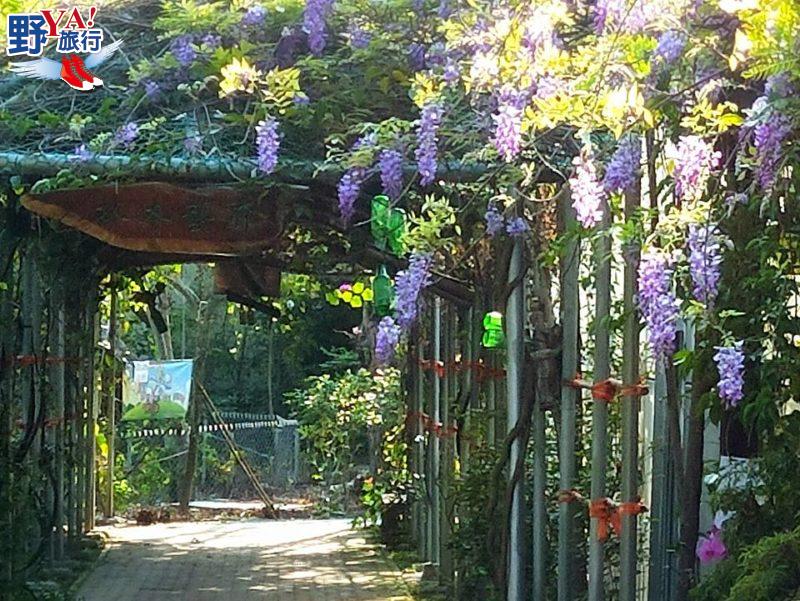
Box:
589;498;617;542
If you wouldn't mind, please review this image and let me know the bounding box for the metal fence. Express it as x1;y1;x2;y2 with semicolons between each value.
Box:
203;413;300;490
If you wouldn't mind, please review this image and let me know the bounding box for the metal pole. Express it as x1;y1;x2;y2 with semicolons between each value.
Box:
487;350;496;447
589;196;612;600
558;191;580;601
105;279;117;518
620;184;642;601
414;337;426;558
531;399;547;600
84;297;98;531
440;306;455;588
53;298;66;558
428;297;442;566
506;233;525;601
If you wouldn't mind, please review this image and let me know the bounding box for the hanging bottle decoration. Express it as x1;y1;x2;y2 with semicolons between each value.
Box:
371;195;407;256
482;311;505;348
372;265;394;317
325;281;374;308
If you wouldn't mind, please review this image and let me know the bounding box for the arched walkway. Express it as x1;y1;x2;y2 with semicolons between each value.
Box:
77;518;411;601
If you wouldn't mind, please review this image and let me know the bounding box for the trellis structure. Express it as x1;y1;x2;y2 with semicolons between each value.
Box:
0;155;715;601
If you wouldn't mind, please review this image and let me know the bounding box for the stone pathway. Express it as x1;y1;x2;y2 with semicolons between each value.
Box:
76;518;412;601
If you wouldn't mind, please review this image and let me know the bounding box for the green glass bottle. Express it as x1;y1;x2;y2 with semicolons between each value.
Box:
482;311;505;348
373;265;394;317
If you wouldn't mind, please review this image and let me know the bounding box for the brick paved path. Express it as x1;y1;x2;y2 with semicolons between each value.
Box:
77;518;411;601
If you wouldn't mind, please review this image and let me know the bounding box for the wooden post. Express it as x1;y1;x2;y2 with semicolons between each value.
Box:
52;297;66;558
589;195;613;600
619;183;642;601
105;279;118;518
558;191;580;601
506;232;525;601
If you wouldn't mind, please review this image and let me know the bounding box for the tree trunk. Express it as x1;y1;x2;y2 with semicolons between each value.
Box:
179;294;224;511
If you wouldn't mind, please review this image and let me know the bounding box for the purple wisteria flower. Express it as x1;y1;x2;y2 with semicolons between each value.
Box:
652;30;686;66
379;149;404;199
714;342;745;408
638;249;679;362
492;89;525;162
484;202;504;237
72;144;94;163
673;135;721;202
241;4;267;27
506;217;529;237
375;316;402;365
143;79;161;101
765;73;793;99
395;252;433;330
184;135;203;155
535;75;565;100
171;35;196;67
569;147;606;228
603;135;641;193
115;122;139;149
724;192;747;210
415;102;443;186
754;112;792;191
408;42;427;71
337;167;366;225
443;59;461;84
687;223;723;306
303;0;334;55
348;24;371;49
255;117;281;175
200;33;222;49
696;527;727;565
594;0;649;34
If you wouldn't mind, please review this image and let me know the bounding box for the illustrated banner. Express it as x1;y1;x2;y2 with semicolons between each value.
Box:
122;360;194;421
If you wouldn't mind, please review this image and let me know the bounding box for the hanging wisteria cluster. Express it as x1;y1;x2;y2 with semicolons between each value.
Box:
379;149;404;199
394;252;433;330
304;0;335;55
673;136;721;202
337;167;365;225
603;135;641;194
754;113;792;192
637;250;679;362
687;224;723;306
375;316;402;365
569;146;605;228
492;89;525;162
255;117;281;175
714;343;745;407
415;102;443;187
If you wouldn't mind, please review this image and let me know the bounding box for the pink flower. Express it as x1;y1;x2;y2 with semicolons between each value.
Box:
696;527;727;565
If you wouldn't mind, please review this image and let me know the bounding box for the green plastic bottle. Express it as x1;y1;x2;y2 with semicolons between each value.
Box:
482;311;505;348
373;265;394;317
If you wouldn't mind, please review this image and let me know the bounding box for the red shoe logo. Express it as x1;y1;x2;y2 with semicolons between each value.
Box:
68;54;104;87
60;54;93;91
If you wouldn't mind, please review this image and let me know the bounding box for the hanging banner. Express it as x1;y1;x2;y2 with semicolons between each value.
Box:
122;359;193;421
